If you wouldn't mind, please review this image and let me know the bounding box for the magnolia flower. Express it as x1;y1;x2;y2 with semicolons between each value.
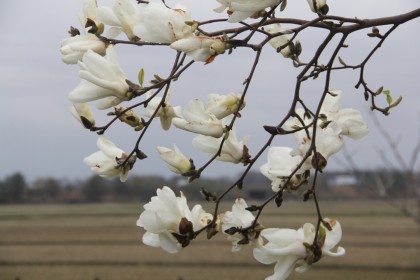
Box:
68;46;130;109
290;122;344;170
137;186;212;253
214;0;281;23
260;147;310;192
192;127;249;164
70;102;95;128
79;0;102;31
264;23;292;58
170;36;226;63
321;90;342;116
336;108;369;140
206;92;245;119
253;219;345;280
97;0;144;40
83;136;135;182
221;198;261;252
321;91;369;140
172;99;224;137
134;2;192;43
60;34;107;64
142;93;180;130
306;0;328;14
157;145;193;175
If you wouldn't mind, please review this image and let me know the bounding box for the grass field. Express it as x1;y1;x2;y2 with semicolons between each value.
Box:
0;200;419;280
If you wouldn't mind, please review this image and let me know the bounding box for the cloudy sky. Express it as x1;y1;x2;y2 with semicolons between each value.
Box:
1;1;419;182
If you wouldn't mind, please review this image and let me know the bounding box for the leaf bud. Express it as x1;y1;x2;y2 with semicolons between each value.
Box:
68;26;80;37
275;192;283;207
303;189;314;201
200;188;218;202
224;226;239;235
136;149;148;160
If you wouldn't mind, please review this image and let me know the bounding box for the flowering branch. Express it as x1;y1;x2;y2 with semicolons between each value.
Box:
61;1;419;279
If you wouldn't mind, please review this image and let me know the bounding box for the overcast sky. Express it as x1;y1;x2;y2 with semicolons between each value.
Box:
1;1;419;182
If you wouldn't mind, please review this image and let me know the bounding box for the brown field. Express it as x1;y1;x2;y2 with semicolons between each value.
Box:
0;200;419;280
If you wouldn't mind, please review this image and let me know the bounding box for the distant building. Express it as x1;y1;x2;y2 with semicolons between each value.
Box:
328;174;358;188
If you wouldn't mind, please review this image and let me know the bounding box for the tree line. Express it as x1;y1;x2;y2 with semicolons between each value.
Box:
0;172;239;204
0;170;415;204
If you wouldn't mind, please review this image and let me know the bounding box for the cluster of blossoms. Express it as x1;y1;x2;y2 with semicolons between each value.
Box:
137;186;345;280
60;0;375;279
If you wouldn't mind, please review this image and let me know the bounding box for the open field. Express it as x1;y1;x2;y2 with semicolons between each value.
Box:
0;200;419;280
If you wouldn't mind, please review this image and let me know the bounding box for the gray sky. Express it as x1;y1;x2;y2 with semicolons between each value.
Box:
1;1;419;182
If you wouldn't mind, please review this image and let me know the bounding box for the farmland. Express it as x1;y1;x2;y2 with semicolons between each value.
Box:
0;200;419;280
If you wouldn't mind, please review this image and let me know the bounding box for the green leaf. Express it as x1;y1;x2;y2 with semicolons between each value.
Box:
390;96;403;108
383;90;391;96
386;94;393;105
138;68;144;86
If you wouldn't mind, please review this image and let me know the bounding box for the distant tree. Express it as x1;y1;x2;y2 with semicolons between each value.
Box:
32;177;61;198
0;173;27;203
83;176;108;202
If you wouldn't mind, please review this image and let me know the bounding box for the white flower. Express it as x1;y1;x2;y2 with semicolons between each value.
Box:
136;186;212;253
60;34;107;64
192;127;249;164
157;145;192;175
260;147;310;192
97;0;144;40
142;93;180;130
336;108;369;140
172;99;224;137
79;0;102;31
214;0;281;23
206;92;245;119
291;122;344;166
221;198;261;252
83;136;135;182
321;91;369;140
70;102;95;128
170;36;226;63
68;46;130;109
264;23;291;58
253;219;345;280
319;90;342;123
134;2;192;44
306;0;327;13
312;123;344;159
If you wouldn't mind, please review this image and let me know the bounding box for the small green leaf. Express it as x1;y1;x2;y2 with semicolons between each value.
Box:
390;96;403;108
383;90;391;96
386;94;393;105
138;68;144;86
